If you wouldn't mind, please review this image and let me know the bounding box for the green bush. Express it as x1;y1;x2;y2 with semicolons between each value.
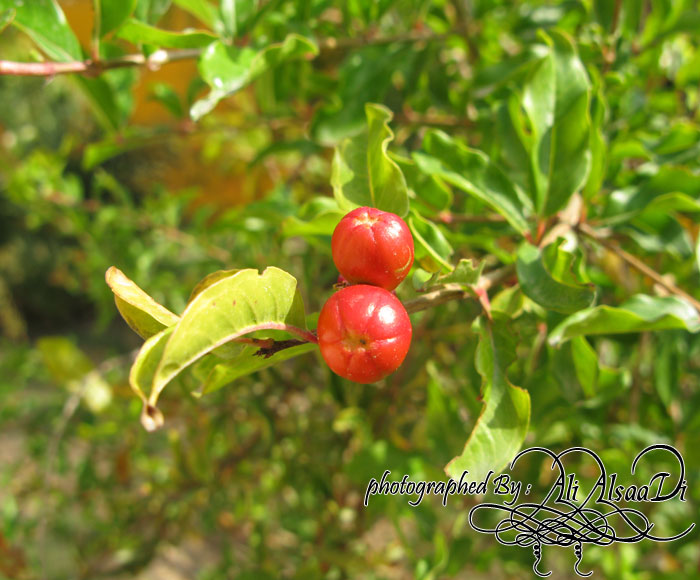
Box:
0;0;698;578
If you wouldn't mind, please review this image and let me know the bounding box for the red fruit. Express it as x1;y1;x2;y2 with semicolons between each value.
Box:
317;285;412;383
332;206;414;291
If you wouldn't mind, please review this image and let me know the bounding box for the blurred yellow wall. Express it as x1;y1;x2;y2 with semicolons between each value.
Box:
58;0;279;209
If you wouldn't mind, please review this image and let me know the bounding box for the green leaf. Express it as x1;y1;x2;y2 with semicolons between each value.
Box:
549;295;700;346
74;76;125;132
394;153;453;213
516;242;596;313
416;130;530;235
583;86;607;198
412;268;436;291
192;34;318;120
37;336;94;384
280;197;343;238
116;18;217;48
186;269;243;304
136;267;311;422
99;0;138;36
331;103;409;217
408;211;453;273
445;315;531;482
522;30;591;216
129;327;173;431
228;0;258;36
436;259;484;288
494;92;532;193
219;0;236;40
149;82;184;117
172;0;217;28
605;166;700;219
491;286;524;317
134;0;171;24
0;8;15;33
37;337;112;414
550;335;598;398
1;0;82;60
653;331;683;408
641;10;700;49
193;342;317;396
310;44;417;145
282;210;344;238
106;266;180;339
424;362;470;463
83;130;147;169
250;139;322;167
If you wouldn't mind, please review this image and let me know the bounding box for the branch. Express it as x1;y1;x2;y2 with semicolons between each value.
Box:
403;265;514;315
254;339;308;358
404;285;469;314
0;49;202;77
438;212;507;224
394;110;472;129
0;28;462;78
578;222;700;313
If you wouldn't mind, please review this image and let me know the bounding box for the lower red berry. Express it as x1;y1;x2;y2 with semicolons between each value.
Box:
317;284;412;383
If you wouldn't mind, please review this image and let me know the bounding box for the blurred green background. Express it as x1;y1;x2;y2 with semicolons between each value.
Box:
1;0;699;578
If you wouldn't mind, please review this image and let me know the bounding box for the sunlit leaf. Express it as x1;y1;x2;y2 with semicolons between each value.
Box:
522;30;591;216
394;153;453;213
132;267;312;425
0;0;81;60
106;266;180;339
134;0;171;24
416;130;530;235
192;34;317;120
331;103;409;217
445;315;531;481
219;0;236;39
604;166;700;220
0;8;15;33
172;0;217;28
549;295;700;345
516;242;595;313
98;0;138;36
408;211;453;273
435;259;483;288
116;18;217;48
129;327;173;430
282;210;344;238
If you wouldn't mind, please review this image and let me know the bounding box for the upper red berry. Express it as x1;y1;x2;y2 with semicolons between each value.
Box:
317;284;412;384
331;206;414;291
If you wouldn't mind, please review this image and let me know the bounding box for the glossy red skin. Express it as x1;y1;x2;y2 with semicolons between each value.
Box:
332;207;414;291
317;285;412;384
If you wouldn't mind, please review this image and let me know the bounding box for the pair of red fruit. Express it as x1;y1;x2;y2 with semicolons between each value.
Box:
317;207;415;383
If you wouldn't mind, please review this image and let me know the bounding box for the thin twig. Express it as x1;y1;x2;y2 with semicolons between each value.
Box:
404;285;469;314
0;49;202;77
403;265;514;314
0;28;460;78
439;212;507;224
393;110;472;129
578;222;700;313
